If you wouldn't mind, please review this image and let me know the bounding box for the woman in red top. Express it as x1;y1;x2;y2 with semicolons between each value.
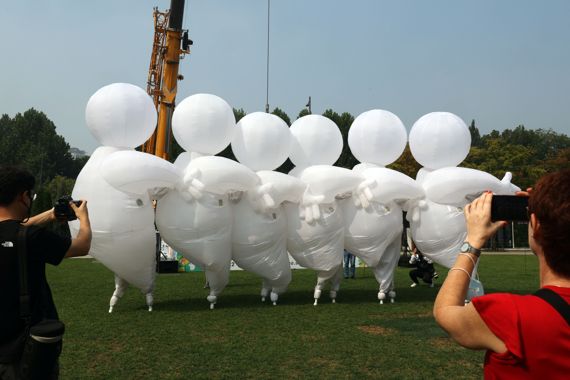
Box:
434;169;570;379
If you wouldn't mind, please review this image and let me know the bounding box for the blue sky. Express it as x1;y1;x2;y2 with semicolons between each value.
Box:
1;0;569;153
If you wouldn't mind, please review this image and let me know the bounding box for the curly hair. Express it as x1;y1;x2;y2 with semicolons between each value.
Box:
528;169;570;278
0;166;35;206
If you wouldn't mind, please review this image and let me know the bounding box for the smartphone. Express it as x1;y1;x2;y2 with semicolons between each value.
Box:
491;195;529;222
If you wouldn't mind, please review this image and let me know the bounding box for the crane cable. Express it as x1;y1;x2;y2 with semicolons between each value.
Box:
265;0;270;113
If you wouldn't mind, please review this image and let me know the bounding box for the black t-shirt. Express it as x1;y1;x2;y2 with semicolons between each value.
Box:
0;220;71;343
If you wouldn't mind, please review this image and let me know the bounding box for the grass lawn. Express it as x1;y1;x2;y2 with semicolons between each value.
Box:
49;254;539;379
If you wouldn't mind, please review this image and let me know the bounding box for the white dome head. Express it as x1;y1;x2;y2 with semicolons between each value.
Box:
232;112;291;171
289;115;343;167
348;109;407;166
172;94;236;155
85;83;157;148
409;112;471;169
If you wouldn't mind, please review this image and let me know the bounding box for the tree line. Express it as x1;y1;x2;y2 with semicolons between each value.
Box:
2;107;569;215
0;109;87;213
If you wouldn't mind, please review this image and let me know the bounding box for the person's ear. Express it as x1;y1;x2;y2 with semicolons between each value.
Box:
530;213;541;239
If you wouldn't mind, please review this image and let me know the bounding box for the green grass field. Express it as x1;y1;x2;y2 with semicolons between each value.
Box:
48;255;539;379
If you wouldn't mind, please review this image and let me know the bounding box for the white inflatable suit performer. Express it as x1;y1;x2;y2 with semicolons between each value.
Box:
286;115;363;305
406;112;520;296
155;94;259;310
341;110;424;304
70;83;164;313
231;112;306;305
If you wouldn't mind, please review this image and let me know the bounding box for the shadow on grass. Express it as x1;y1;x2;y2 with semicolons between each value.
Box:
153;285;441;313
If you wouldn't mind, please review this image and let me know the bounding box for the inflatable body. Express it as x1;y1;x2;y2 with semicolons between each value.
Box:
230;112;298;305
231;196;291;303
156;176;233;307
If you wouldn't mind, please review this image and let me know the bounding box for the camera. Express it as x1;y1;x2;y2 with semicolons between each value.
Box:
54;196;82;221
491;195;529;222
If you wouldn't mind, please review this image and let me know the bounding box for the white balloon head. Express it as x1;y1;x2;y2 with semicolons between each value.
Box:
172;94;236;155
409;112;471;170
348;109;407;166
85;83;157;148
289;114;343;168
232;112;291;171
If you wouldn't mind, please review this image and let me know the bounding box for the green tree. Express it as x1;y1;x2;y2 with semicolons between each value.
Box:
31;187;54;215
0;109;87;183
233;108;246;123
46;175;76;202
322;109;357;169
271;108;291;126
297;108;310;119
469;120;482;147
388;146;422;179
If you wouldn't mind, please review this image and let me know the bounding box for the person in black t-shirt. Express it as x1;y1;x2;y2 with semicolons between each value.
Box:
0;166;92;379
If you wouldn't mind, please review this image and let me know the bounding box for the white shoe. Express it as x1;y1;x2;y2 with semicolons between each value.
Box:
410;283;417;288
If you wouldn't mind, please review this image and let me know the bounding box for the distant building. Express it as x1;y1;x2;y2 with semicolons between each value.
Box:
70;147;87;159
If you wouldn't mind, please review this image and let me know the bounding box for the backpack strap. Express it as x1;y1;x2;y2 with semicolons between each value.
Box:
17;225;31;324
534;288;570;326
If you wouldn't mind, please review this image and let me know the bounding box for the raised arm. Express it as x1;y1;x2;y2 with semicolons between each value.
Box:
65;200;92;258
23;208;57;226
433;192;507;352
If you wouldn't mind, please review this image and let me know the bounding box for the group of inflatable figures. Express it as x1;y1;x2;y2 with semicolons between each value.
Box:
70;83;520;312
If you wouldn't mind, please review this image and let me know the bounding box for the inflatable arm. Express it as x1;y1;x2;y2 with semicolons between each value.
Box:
299;165;363;203
250;170;307;210
297;166;363;223
423;167;521;207
184;156;260;196
101;150;182;196
354;167;425;208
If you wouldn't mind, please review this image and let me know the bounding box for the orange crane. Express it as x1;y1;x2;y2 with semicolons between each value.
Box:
142;0;192;160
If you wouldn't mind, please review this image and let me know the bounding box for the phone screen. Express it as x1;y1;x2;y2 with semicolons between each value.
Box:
491;195;529;222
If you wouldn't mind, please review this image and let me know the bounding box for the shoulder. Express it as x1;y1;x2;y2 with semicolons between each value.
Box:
471;292;533;326
0;220;21;234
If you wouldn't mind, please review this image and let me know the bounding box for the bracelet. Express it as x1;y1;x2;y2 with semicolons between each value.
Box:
458;252;478;267
448;267;472;280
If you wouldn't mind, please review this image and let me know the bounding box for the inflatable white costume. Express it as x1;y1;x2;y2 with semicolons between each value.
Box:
406;112;520;296
341;110;424;304
285;115;363;305
70;83;161;312
155;94;259;309
231;112;305;305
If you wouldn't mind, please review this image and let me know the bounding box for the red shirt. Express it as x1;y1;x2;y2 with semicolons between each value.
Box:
471;286;570;379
